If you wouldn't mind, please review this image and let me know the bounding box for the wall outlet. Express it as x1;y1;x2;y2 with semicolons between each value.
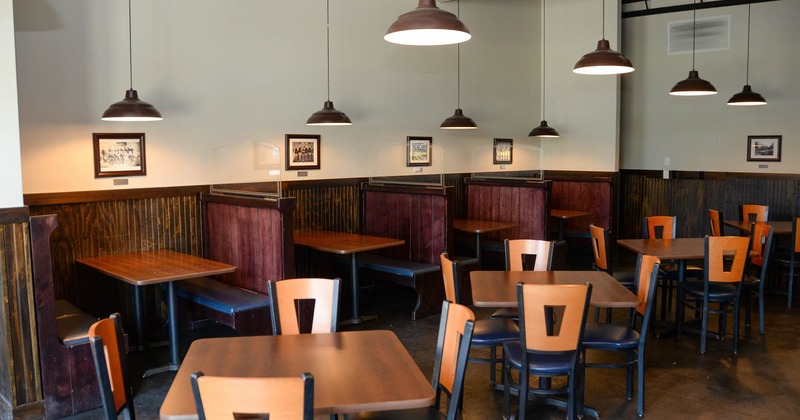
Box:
662;169;670;179
664;157;670;166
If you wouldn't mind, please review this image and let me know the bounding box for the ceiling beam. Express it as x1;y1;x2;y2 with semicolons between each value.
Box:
622;0;782;19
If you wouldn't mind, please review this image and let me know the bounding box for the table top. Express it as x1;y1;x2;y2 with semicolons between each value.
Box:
470;270;640;308
453;218;517;234
294;230;405;255
159;330;435;418
76;250;236;287
723;220;794;235
617;238;708;260
549;209;594;220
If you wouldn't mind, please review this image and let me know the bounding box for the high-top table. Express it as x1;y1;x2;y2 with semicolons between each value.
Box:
294;231;405;326
470;270;640;309
453;218;516;264
76;250;236;376
159;330;434;419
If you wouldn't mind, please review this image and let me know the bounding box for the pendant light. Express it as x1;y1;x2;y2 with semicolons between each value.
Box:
573;0;634;75
728;4;766;106
440;0;476;130
385;0;471;46
530;0;559;138
101;0;162;121
307;0;352;126
669;2;717;96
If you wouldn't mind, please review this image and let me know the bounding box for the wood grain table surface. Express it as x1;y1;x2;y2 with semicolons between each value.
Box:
453;218;517;234
723;220;794;235
159;330;435;419
294;230;405;254
470;270;640;308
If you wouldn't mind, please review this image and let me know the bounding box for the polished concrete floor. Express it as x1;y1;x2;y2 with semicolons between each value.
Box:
67;278;800;420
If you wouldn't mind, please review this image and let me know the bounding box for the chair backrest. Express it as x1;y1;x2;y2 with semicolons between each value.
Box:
589;224;612;274
634;254;661;319
431;301;475;419
643;216;677;239
517;283;592;353
89;313;134;420
792;217;800;254
268;278;341;335
191;372;314;420
708;209;724;236
704;236;750;284
504;239;554;271
741;204;769;223
440;253;460;304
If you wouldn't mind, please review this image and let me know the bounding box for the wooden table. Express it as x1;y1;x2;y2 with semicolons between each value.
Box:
723;220;794;235
453;218;516;264
76;250;236;376
470;270;640;308
159;330;434;419
550;209;594;241
294;231;405;326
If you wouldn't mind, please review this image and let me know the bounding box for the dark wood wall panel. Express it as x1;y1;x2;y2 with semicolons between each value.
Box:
550;180;612;230
0;208;40;415
466;180;550;240
619;171;800;239
285;182;361;233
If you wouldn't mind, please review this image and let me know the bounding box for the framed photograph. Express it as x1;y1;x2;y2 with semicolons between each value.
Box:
93;133;146;178
285;134;321;170
493;138;513;164
406;136;432;167
747;135;782;162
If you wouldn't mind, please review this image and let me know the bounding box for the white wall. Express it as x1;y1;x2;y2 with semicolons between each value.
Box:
621;0;800;173
0;0;23;208
15;0;619;194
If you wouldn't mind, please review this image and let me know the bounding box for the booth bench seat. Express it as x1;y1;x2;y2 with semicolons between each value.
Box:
54;299;97;346
176;277;270;336
356;254;443;320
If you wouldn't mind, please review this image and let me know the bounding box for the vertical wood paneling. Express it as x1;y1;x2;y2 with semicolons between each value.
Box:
466;182;550;240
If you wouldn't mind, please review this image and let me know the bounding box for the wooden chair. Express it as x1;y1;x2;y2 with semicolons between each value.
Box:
89;313;135;420
770;217;800;308
191;372;314;420
678;236;749;354
504;238;554;271
741;204;769;223
590;225;636;321
348;300;475;420
708;209;724;236
441;253;517;391
267;278;341;335
582;254;660;417
742;223;774;334
502;283;593;420
643;215;702;321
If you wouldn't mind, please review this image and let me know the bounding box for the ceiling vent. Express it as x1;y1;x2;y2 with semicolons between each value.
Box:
668;15;730;55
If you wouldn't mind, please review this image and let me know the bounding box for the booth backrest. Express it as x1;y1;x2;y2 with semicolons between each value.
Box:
466;179;551;240
361;184;453;264
550;179;612;231
202;193;296;294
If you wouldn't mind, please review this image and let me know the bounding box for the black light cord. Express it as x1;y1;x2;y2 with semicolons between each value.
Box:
745;3;751;84
691;0;696;70
326;0;331;101
128;0;133;89
542;0;547;119
457;0;461;108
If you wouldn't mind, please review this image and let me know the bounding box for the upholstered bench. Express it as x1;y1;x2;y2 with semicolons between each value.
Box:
356;254;443;320
54;299;98;346
175;277;270;336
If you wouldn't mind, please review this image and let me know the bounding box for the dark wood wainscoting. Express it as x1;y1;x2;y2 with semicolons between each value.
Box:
619;170;800;239
0;207;41;417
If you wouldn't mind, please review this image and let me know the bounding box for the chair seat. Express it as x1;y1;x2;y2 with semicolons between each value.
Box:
582;323;639;350
471;318;519;346
489;307;518;319
503;341;574;375
681;281;738;299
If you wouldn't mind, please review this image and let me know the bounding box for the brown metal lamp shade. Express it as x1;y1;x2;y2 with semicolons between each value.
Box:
101;89;163;121
573;39;634;75
669;70;718;96
440;108;477;130
727;85;766;106
306;100;352;126
529;120;560;138
385;0;471;46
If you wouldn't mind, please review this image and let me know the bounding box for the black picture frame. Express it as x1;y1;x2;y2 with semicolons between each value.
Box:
93;132;146;178
406;136;432;167
285;134;321;170
493;138;513;164
747;135;781;162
